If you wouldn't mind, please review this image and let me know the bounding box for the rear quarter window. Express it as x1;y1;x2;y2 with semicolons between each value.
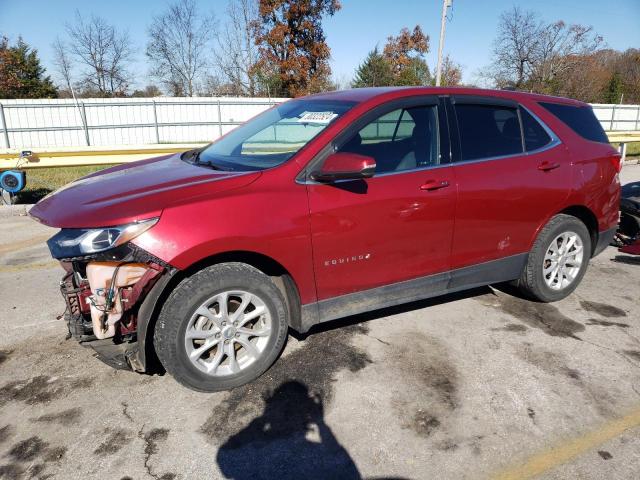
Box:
520;107;552;151
539;102;609;144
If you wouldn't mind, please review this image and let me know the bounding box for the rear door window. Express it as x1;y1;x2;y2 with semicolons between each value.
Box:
538;102;609;144
520;107;552;151
454;104;523;161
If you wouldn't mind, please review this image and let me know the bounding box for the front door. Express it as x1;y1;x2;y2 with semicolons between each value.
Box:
306;99;457;301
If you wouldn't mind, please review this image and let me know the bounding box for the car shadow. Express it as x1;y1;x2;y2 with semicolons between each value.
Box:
216;380;410;480
612;254;640;265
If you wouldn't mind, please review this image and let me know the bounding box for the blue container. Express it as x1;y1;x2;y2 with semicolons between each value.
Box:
0;170;26;193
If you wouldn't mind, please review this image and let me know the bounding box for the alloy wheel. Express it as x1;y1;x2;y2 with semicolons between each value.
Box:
542;231;584;291
184;290;272;376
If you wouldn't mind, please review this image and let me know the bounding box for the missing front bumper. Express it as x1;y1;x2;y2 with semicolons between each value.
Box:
80;338;136;371
58;243;171;373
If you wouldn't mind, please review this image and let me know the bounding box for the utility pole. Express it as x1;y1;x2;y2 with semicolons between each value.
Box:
435;0;453;86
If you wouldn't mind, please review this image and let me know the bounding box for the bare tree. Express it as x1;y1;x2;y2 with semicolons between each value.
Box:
52;37;74;93
214;0;259;96
331;72;351;91
489;7;603;93
615;48;640;103
490;7;542;89
146;0;215;97
440;55;463;86
530;21;603;90
131;84;163;97
65;12;133;96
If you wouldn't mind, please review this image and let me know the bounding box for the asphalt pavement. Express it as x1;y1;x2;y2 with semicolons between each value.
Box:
0;165;639;479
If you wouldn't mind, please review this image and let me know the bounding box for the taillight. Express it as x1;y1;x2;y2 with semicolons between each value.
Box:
610;154;623;173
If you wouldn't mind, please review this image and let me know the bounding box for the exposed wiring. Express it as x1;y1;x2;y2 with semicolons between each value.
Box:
15;155;28;169
95;263;131;330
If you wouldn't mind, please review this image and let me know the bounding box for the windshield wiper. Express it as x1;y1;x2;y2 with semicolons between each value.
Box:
197;156;234;171
181;148;235;171
199;159;229;170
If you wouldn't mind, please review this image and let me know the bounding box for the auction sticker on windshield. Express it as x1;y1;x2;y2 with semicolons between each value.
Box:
298;111;338;124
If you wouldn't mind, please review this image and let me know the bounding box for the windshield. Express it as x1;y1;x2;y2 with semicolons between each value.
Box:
195;99;356;171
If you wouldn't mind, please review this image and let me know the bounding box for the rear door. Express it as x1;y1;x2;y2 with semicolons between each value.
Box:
305;97;457;300
447;96;572;269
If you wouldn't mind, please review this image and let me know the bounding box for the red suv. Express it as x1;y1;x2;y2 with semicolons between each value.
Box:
30;87;621;391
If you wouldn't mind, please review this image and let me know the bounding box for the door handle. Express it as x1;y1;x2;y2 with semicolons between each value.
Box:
537;161;561;172
420;180;450;191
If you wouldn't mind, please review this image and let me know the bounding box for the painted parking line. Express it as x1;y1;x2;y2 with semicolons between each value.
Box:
7;319;61;330
0;260;59;273
0;233;51;256
492;406;640;480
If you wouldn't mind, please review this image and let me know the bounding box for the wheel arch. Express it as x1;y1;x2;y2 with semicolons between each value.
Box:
136;250;303;374
557;205;599;256
179;250;303;328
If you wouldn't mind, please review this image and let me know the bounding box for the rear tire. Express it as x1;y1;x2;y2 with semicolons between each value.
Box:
516;214;591;302
154;262;288;392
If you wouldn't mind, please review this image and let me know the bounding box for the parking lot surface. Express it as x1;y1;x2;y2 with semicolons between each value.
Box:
0;165;639;480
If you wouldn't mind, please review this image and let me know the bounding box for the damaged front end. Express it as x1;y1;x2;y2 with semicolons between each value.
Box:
48;219;173;372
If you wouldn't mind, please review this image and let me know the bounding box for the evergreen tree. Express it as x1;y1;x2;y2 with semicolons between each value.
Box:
0;37;57;98
351;47;394;88
353;26;434;88
604;72;623;103
396;57;431;86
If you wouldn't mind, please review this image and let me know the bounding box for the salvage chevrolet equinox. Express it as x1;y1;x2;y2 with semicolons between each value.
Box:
30;87;621;392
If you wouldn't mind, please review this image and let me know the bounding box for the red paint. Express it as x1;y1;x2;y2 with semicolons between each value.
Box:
30;87;620;307
314;152;375;177
307;166;456;299
450;140;573;268
621;240;640;255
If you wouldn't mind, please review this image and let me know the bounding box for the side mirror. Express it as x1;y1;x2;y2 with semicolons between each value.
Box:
310;152;376;183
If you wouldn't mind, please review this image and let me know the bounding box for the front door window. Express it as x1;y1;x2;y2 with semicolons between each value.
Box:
338;105;439;174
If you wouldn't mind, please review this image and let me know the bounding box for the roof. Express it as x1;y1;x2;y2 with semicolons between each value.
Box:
304;86;588;107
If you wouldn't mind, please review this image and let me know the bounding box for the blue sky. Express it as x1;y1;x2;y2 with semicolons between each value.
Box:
1;0;639;89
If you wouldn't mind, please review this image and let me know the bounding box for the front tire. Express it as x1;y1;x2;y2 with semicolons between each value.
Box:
516;214;591;302
154;262;288;392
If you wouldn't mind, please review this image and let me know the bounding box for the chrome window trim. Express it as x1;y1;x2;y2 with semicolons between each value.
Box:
369;162;451;178
295;95;441;184
520;104;561;154
296;101;562;185
452;103;561;165
367;105;562;177
298;101;443;184
296;161;452;185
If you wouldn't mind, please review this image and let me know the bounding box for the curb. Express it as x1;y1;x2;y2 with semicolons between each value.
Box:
0;204;33;219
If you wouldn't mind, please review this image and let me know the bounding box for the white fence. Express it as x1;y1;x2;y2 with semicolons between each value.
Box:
591;104;640;132
0;97;287;149
0;97;637;150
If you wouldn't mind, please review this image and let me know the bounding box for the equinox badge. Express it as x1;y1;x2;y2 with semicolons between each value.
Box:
324;253;371;267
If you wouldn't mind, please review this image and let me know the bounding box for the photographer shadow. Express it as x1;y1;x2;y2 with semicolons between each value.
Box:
217;380;361;480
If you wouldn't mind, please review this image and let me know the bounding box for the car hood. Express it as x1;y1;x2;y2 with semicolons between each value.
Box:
29;153;261;228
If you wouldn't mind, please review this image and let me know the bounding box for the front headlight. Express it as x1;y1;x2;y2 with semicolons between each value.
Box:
47;218;158;259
